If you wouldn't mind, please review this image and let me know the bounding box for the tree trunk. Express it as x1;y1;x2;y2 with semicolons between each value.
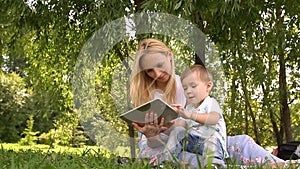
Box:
127;0;145;158
241;78;260;145
245;101;249;135
115;46;136;158
134;0;142;12
190;7;206;66
275;5;293;143
279;54;293;142
262;59;283;145
261;83;282;144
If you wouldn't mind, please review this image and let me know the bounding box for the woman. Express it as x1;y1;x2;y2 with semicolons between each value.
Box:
129;38;284;167
130;38;188;165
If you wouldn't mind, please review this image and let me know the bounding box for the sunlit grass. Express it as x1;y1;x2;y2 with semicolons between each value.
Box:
1;143;131;157
0;143;152;169
1;145;108;168
0;143;299;169
2;143;100;154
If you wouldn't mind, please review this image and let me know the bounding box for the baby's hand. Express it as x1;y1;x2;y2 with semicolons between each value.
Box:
171;104;193;119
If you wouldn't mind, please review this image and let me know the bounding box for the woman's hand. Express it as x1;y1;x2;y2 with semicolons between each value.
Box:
132;111;173;138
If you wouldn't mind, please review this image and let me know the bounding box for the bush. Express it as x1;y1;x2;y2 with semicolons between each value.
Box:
19;115;39;145
38;131;55;146
37;112;88;148
0;71;31;142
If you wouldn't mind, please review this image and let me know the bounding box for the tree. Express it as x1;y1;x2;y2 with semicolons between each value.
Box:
139;0;300;145
0;0;299;148
0;71;31;142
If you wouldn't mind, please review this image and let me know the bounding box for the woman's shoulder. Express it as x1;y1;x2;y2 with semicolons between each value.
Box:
174;74;186;105
174;74;182;84
174;74;183;88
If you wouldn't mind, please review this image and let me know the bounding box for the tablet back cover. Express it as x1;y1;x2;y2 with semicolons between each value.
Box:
120;98;178;125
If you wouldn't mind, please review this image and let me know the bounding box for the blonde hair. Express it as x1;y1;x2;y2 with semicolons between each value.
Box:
130;38;177;107
181;64;213;83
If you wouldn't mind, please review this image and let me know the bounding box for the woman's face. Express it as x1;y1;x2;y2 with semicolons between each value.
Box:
139;52;172;84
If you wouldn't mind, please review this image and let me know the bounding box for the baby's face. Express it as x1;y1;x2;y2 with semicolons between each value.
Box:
182;72;210;106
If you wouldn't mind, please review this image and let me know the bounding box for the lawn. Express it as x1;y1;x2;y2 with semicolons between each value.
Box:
1;143;299;169
0;143;160;169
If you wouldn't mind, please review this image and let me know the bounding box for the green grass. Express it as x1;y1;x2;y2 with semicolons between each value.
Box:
0;144;111;169
0;143;162;169
0;143;299;169
1;143;131;157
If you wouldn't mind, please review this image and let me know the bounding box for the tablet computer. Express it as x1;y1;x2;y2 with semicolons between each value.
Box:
120;98;178;125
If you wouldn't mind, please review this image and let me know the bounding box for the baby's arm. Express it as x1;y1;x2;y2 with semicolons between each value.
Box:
193;111;219;125
172;104;219;125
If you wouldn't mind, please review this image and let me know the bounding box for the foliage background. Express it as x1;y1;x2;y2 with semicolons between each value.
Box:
0;0;299;153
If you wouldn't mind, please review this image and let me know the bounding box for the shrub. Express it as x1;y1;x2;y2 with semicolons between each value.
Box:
19;114;39;145
0;71;31;142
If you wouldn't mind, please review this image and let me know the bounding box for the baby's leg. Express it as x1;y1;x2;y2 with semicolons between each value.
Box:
165;126;186;158
184;135;226;167
204;137;226;168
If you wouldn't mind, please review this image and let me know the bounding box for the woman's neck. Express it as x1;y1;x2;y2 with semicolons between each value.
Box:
155;81;166;91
